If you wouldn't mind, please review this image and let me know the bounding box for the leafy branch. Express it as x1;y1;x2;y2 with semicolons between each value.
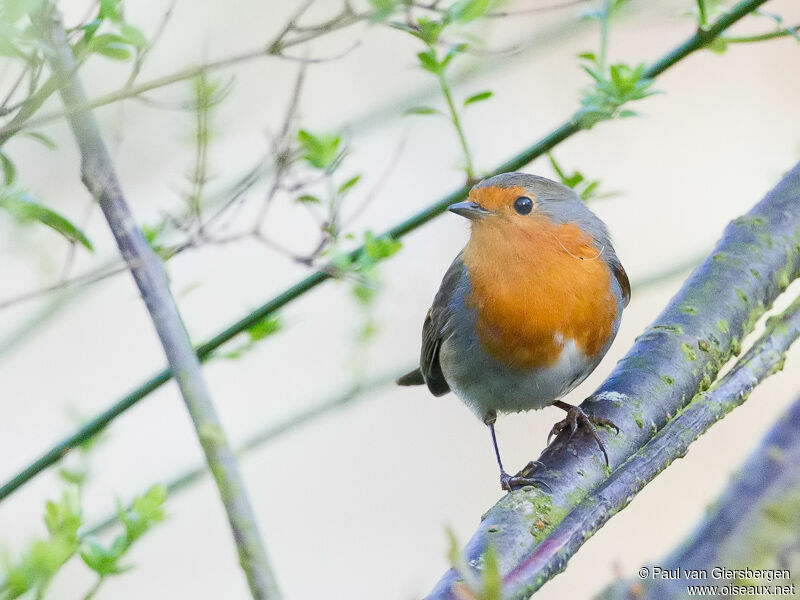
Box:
0;484;165;600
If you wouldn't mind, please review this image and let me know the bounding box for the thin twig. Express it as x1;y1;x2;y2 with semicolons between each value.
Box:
40;8;282;599
83;368;406;538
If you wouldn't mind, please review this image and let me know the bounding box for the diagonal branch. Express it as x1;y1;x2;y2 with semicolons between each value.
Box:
600;390;800;599
425;163;800;599
502;293;800;598
39;7;281;599
0;0;772;503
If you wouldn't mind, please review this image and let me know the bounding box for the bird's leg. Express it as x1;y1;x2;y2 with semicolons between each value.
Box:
486;415;548;492
547;400;620;466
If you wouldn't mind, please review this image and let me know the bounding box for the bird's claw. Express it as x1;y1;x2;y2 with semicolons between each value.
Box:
500;461;551;493
547;406;619;466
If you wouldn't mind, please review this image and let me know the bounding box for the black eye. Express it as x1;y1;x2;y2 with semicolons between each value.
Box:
513;196;533;215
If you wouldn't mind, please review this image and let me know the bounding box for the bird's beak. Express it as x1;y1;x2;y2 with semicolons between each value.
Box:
448;201;490;220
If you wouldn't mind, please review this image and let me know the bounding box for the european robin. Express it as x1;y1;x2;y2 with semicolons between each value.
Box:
398;172;629;490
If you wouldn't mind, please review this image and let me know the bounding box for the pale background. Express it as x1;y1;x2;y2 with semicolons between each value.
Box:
1;0;800;598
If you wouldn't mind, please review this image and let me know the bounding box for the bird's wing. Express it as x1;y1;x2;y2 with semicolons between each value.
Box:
420;254;465;397
610;259;631;308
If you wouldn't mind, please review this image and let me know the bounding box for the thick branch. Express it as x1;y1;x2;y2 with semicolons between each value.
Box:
600;391;800;599
0;0;772;503
501;294;800;598
40;9;281;600
426;162;800;599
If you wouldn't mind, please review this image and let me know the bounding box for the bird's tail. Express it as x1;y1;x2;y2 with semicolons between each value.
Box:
396;368;425;386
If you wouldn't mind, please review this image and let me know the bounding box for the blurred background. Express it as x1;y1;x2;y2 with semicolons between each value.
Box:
1;0;800;598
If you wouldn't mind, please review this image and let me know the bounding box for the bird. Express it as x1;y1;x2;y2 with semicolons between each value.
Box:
397;172;629;491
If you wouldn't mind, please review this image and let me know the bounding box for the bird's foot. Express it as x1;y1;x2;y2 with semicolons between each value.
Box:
547;404;619;466
499;461;551;492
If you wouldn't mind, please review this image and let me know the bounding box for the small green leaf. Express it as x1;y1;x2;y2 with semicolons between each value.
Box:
416;49;440;74
98;0;122;21
337;175;361;196
368;0;395;18
297;129;342;170
415;17;444;45
21;131;57;149
87;33;131;60
0;150;16;184
463;90;493;106
295;194;321;204
449;0;492;23
363;231;402;261
441;43;468;69
247;316;281;342
80;538;122;575
0;192;94;250
120;23;148;49
405;106;441;116
482;545;502;600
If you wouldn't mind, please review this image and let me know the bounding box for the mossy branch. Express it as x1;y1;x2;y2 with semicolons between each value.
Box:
0;0;772;504
599;391;800;599
39;8;281;600
425;163;800;599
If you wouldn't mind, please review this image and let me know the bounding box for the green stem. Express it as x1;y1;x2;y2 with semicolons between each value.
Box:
696;0;708;29
434;57;475;180
0;0;772;505
599;0;612;72
82;577;104;600
724;23;800;43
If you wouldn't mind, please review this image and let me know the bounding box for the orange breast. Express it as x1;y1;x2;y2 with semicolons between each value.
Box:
462;216;618;370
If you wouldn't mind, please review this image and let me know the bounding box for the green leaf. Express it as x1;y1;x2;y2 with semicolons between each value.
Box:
416;49;440;74
87;33;131;60
708;37;728;54
247;315;281;342
463;90;493;106
0;192;94;250
21;131;57;149
404;106;441;116
295;193;321;204
80;537;123;575
363;231;402;261
441;43;468;70
337;175;361;196
415;17;444;45
120;23;148;49
1;0;44;23
297;129;342;170
449;0;492;23
368;0;395;19
482;545;502;600
98;0;122;22
0;150;16;184
44;489;82;542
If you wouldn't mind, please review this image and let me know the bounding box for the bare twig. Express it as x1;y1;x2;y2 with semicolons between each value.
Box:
41;8;282;599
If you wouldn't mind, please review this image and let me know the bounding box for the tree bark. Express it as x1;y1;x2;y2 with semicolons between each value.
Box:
599;391;800;599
